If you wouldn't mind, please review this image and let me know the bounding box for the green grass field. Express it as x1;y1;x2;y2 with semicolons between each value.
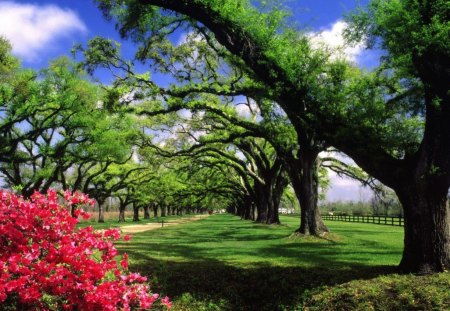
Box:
110;214;448;310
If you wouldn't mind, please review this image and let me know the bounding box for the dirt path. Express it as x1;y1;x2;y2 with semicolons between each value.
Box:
120;214;210;234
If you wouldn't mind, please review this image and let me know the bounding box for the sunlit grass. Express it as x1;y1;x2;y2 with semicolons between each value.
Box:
118;214;403;267
113;214;435;310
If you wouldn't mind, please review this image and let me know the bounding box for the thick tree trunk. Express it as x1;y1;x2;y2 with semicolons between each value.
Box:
242;203;251;220
235;204;242;217
153;205;158;217
255;188;269;223
118;205;126;222
98;204;105;223
287;150;328;235
161;204;166;217
143;205;150;219
240;196;253;220
267;171;289;225
397;185;449;273
264;185;279;224
133;203;139;221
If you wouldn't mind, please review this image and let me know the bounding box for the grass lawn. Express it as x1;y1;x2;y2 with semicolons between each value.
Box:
109;214;448;310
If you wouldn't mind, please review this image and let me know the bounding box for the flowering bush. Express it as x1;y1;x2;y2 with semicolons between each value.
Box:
0;189;171;310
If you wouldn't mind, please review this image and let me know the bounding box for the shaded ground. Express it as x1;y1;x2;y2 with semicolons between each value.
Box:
115;214;407;310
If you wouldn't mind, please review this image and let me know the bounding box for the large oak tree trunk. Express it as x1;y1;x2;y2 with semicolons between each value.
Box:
397;184;449;273
298;155;324;235
264;185;278;225
242;201;252;220
265;170;288;225
394;94;450;272
254;184;269;223
118;206;126;222
269;171;289;224
254;164;286;225
132;203;139;221
118;201;126;222
143;205;150;219
239;195;253;220
286;151;328;235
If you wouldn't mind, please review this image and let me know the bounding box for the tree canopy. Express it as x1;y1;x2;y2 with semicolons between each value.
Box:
92;0;449;273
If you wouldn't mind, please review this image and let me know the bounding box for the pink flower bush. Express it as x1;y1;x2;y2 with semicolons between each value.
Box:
0;189;171;310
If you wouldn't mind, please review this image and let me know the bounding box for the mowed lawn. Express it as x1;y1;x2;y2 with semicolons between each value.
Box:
114;214;411;310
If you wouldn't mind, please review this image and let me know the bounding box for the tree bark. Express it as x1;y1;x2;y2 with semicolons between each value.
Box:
143;205;150;219
118;205;126;222
268;171;289;225
98;203;105;223
133;203;139;221
285;149;328;235
240;196;253;220
254;182;269;223
397;184;449;273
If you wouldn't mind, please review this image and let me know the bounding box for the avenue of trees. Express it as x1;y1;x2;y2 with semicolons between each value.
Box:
87;0;448;273
1;0;448;275
0;38;234;220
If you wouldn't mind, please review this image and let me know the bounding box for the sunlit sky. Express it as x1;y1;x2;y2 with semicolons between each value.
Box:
0;0;377;201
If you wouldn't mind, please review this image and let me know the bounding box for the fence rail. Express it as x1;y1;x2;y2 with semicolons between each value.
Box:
321;214;404;227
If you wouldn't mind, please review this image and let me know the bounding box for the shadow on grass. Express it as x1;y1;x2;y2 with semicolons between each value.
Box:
121;244;398;311
115;215;402;310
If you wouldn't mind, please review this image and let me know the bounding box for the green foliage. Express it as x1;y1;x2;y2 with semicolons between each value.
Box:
0;37;19;77
346;0;450;79
0;54;140;199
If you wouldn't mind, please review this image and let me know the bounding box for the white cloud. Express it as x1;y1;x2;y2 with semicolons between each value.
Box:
176;31;203;46
326;170;374;202
320;151;374;202
234;96;260;119
309;20;363;63
177;109;193;119
0;1;87;62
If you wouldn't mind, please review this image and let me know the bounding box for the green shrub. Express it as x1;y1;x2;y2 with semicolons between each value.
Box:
302;273;450;311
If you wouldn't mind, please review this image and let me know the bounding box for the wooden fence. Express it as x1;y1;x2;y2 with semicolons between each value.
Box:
321;214;404;227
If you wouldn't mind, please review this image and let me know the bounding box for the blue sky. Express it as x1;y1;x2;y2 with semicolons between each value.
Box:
0;0;376;201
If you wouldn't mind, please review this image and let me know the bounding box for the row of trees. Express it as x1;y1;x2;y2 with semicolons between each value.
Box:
86;0;448;273
0;38;238;221
1;34;357;227
2;0;448;274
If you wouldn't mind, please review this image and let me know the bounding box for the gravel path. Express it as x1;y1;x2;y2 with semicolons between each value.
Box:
120;214;210;234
